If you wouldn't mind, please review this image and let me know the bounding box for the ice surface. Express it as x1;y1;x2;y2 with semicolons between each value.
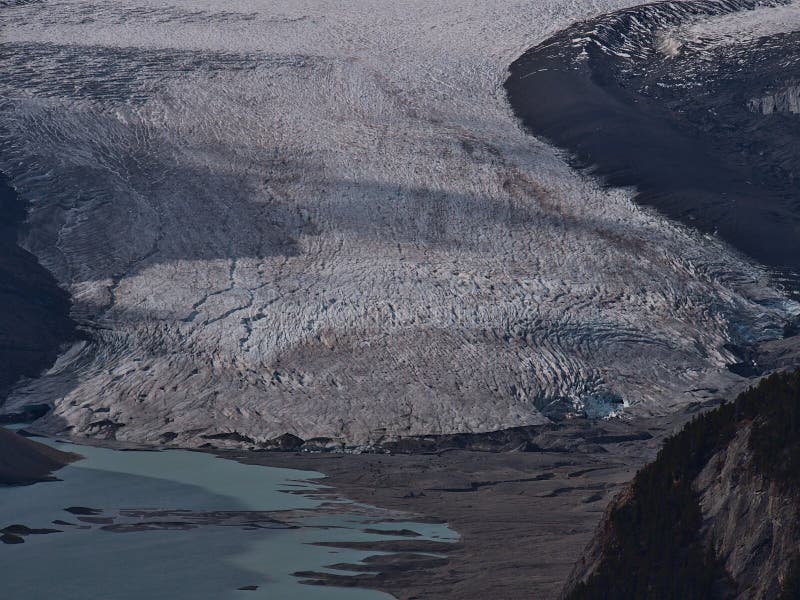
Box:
0;0;795;445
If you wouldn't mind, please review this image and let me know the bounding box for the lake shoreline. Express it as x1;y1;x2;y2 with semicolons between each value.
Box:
226;407;724;600
0;432;456;599
0;428;78;485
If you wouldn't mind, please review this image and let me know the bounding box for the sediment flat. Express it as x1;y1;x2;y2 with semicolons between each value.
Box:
229;411;711;599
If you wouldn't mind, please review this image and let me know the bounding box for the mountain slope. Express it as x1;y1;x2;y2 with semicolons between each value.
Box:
0;428;78;485
0;172;77;403
564;370;800;599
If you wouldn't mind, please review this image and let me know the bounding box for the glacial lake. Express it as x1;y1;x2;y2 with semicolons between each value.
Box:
0;434;457;599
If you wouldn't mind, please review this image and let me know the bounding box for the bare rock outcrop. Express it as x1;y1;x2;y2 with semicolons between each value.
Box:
749;83;800;115
697;425;799;599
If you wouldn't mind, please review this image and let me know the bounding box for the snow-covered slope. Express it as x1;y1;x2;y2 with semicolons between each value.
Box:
0;0;795;446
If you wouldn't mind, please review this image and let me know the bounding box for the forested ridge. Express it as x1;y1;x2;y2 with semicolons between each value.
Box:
569;370;800;599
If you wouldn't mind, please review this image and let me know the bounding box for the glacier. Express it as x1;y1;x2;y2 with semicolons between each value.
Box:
0;0;796;447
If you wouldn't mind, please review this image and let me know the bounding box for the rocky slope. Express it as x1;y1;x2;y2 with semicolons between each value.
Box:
506;0;800;292
0;428;78;485
0;0;797;447
564;370;800;599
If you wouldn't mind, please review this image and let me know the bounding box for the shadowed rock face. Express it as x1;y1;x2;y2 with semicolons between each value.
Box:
0;428;78;484
506;0;800;292
0;0;796;446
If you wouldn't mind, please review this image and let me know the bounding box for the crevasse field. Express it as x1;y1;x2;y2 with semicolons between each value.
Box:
0;0;796;445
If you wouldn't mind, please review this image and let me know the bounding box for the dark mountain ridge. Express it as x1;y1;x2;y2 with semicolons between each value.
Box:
0;170;78;403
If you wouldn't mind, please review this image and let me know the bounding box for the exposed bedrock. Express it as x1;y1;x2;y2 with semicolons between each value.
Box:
0;0;797;446
749;82;800;115
695;425;800;599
